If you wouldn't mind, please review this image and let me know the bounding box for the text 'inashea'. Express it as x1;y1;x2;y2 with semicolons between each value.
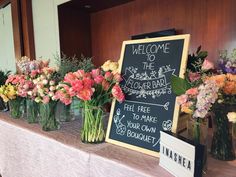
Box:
161;145;193;171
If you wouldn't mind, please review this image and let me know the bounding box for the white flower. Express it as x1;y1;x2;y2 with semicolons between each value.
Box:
27;91;33;96
49;86;56;91
42;79;48;85
227;112;236;123
49;80;55;86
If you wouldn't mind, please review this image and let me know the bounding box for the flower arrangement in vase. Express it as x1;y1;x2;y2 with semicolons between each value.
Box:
3;74;27;118
172;47;236;161
30;67;60;131
62;66;125;143
0;70;11;111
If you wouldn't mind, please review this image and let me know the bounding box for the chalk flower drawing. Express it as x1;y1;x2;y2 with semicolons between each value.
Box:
162;120;172;131
122;65;175;99
114;109;126;136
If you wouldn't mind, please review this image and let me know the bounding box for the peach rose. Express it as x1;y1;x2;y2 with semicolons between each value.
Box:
226;73;236;81
223;81;236;95
206;74;226;88
202;59;214;70
112;84;125;102
186;88;198;96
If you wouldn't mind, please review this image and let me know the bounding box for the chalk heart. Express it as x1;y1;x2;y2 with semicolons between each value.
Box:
162;120;172;131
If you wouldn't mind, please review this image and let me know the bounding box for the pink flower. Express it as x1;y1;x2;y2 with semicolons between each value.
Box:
64;72;77;84
112;84;125;102
186;88;198;96
75;70;85;78
42;96;50;104
102;80;110;91
176;94;188;105
94;75;104;84
113;73;122;82
104;72;113;80
91;69;101;78
83;78;94;88
188;72;201;82
202;59;214;70
71;80;84;91
77;88;94;101
62;97;72;105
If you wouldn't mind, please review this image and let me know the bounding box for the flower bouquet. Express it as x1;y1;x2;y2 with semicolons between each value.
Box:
54;83;73;122
3;74;27;118
172;51;236;161
63;68;124;143
0;70;11;111
32;67;60;131
206;73;236;160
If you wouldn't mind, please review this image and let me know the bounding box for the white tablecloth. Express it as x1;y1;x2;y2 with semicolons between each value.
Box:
0;112;235;177
0;113;170;177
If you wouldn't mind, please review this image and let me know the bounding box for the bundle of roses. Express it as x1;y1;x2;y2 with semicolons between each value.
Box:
101;60;119;74
59;68;125;107
31;67;58;104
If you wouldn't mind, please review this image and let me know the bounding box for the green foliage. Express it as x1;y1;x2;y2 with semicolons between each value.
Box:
0;70;11;86
55;53;95;80
187;46;208;72
171;75;191;96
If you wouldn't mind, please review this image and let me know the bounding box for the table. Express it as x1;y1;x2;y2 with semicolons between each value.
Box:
0;112;235;177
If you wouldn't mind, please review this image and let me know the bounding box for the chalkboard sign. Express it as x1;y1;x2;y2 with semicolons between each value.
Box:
106;35;190;157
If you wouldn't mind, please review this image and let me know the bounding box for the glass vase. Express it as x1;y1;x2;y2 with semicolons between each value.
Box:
0;97;6;111
81;101;105;143
232;123;236;140
71;97;82;120
39;101;59;131
26;99;39;123
56;102;73;122
187;118;208;173
211;103;235;161
9;97;23;119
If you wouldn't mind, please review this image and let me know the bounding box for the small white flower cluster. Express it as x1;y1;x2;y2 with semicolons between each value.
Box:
227;112;236;123
194;80;219;118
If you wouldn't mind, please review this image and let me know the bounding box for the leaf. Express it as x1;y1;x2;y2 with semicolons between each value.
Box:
197;51;208;59
196;45;202;54
171;75;191;96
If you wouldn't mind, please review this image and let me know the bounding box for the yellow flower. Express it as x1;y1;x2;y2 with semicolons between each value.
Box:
227;112;236;123
109;62;119;71
181;106;193;114
101;60;111;71
0;84;17;102
101;60;119;72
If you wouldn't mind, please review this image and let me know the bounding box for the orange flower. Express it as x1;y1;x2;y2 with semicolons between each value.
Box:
226;73;236;81
223;81;235;95
206;74;226;88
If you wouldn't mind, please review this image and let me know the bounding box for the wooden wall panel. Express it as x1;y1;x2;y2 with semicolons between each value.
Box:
10;0;23;60
58;3;91;58
91;0;236;66
21;0;35;60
